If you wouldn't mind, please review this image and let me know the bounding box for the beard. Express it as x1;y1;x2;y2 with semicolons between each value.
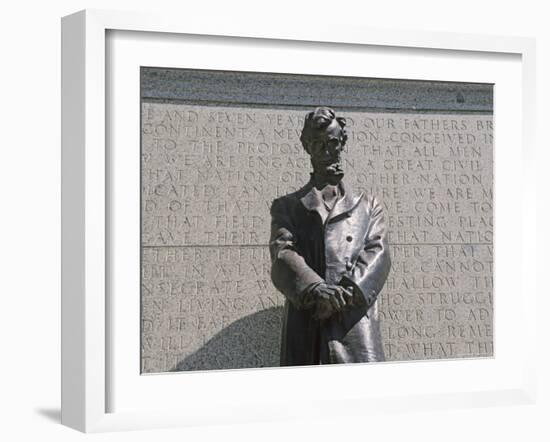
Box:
312;158;344;184
324;161;344;176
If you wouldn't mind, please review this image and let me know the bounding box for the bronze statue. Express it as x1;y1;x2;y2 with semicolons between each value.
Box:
269;107;391;365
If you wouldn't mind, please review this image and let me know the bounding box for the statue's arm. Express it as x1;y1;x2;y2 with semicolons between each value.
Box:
339;197;391;311
269;198;324;309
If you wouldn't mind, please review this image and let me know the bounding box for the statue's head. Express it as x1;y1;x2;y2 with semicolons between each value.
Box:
300;107;348;180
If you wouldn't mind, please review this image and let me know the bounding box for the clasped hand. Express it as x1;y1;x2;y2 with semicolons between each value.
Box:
309;283;354;320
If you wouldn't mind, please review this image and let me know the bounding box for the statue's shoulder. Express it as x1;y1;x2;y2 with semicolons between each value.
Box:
361;193;379;205
360;193;386;217
270;192;295;215
271;184;311;210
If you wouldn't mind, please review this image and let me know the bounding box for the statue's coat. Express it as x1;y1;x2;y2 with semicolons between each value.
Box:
270;179;391;365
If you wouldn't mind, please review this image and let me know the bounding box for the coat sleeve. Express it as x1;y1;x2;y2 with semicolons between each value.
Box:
269;197;324;309
340;197;391;312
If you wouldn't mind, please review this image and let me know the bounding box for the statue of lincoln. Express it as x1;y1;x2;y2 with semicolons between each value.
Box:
269;107;391;365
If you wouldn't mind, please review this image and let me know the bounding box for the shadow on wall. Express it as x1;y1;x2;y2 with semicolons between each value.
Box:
173;306;284;372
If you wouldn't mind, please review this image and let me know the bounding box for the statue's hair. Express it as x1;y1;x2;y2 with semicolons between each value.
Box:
300;107;348;153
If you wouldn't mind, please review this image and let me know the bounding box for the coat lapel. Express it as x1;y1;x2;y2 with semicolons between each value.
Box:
299;182;326;222
328;181;363;223
299;179;363;223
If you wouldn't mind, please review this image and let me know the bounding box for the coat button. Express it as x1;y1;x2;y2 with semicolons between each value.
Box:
346;235;353;242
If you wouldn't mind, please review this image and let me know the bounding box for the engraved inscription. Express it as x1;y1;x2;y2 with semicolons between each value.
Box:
141;102;493;373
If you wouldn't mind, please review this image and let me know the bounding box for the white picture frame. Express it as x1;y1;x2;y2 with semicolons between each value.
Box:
61;9;537;433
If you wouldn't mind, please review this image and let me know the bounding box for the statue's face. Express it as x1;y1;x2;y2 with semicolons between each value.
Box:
308;120;345;177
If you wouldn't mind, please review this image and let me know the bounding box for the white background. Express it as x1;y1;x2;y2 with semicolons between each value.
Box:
109;29;523;416
0;0;547;441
